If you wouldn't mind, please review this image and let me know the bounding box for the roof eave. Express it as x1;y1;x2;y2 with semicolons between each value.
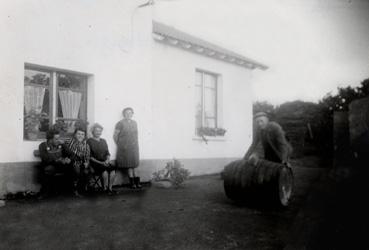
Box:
152;21;268;71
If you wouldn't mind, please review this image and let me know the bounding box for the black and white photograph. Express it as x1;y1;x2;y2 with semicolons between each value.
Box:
0;0;369;249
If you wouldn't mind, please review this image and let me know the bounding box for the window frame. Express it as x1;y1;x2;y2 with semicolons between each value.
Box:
55;72;88;123
195;69;221;136
24;63;89;141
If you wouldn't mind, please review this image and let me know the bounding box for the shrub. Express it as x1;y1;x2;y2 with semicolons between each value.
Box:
152;159;190;188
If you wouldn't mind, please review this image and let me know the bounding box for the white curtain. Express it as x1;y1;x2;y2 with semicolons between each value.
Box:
58;90;82;119
24;85;45;114
58;90;82;132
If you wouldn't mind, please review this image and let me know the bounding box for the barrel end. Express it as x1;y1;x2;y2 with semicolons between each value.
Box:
278;167;294;207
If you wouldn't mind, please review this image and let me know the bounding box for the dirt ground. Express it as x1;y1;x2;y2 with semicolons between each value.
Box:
286;166;369;250
0;160;325;250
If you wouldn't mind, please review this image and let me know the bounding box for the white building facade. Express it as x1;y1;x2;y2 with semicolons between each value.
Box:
0;1;266;197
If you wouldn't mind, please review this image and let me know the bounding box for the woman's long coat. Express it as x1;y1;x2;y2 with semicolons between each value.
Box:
115;119;139;168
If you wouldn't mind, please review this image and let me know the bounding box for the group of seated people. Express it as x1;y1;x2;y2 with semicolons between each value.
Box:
38;123;117;198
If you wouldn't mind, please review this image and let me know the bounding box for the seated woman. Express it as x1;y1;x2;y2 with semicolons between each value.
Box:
64;127;91;197
87;123;116;194
38;129;71;198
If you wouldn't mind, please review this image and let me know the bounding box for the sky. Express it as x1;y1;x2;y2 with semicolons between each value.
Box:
153;0;369;105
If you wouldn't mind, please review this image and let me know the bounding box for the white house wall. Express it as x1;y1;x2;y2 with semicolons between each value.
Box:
149;40;254;176
0;0;153;196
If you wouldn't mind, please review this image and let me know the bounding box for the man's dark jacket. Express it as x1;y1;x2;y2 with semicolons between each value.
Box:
244;121;292;163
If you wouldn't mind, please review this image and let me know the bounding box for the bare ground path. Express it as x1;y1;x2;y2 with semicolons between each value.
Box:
0;163;325;250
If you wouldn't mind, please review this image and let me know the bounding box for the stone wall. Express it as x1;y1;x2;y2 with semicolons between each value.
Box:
333;111;351;167
349;97;369;143
348;97;369;168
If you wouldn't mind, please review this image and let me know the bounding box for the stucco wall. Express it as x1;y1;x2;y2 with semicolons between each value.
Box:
149;40;254;175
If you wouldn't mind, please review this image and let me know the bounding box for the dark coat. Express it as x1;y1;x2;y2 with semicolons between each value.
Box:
38;141;65;165
244;121;292;163
115;119;139;168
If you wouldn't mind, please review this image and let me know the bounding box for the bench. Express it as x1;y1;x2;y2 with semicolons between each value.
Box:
33;149;40;158
33;150;103;193
34;149;71;194
33;149;66;178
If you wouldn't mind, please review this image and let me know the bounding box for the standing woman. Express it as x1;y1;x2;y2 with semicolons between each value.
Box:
114;107;141;189
64;127;91;197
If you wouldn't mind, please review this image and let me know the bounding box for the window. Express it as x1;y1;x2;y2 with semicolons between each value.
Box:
24;64;88;140
195;70;219;135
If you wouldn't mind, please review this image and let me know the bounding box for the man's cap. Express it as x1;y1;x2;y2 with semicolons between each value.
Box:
253;112;268;119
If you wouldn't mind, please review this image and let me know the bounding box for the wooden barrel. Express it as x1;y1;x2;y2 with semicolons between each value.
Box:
223;159;294;206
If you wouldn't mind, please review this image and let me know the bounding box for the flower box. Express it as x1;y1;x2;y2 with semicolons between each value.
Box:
196;127;227;137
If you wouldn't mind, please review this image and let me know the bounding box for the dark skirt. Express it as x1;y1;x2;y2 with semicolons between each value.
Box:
116;145;139;169
91;161;117;173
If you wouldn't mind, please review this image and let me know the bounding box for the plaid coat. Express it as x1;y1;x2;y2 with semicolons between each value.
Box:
64;138;90;168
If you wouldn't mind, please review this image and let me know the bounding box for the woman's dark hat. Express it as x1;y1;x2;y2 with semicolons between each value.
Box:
253;112;268;119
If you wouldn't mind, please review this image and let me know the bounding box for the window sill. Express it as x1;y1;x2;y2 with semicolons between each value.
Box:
192;136;227;142
23;139;45;142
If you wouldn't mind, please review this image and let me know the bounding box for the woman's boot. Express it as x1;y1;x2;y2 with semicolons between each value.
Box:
73;181;82;197
129;177;137;189
134;177;142;188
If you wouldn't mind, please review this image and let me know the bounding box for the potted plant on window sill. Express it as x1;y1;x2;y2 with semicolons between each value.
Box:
24;110;47;140
52;120;69;137
52;119;89;137
196;127;227;144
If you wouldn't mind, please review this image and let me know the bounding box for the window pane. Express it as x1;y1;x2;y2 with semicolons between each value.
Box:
195;71;202;86
195;71;218;132
195;85;203;128
57;73;87;134
24;69;50;86
39;89;50;133
24;69;50;140
204;73;216;89
205;118;216;128
57;73;85;119
57;73;84;90
204;87;216;119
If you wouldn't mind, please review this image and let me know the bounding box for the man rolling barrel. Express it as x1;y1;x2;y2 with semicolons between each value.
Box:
244;112;292;166
223;112;294;206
